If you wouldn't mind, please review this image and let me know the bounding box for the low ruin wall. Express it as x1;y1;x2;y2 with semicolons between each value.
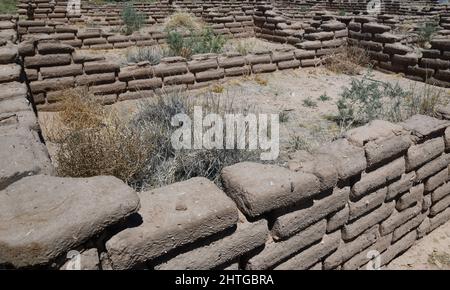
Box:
2;0;450;270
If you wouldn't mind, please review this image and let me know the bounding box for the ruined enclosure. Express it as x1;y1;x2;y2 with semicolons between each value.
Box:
1;0;450;270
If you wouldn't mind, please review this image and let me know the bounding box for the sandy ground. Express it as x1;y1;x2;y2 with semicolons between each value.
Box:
387;221;450;270
39;65;450;163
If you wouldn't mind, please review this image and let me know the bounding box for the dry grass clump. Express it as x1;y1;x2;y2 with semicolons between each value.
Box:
46;88;260;190
47;88;152;185
326;45;371;75
163;12;204;33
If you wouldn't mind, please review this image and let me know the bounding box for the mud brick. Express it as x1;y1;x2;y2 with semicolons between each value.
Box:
342;202;395;241
365;135;411;168
420;58;450;70
294;49;316;60
252;63;277;73
224;66;250;77
392;53;419;66
421;49;441;59
274;231;341;270
245;220;326;270
317;139;366;181
405;137;445;171
349;187;387;220
153;63;188;77
430;39;450;51
76;73;116;86
429;207;450;232
118;67;153;82
348;22;361;32
188;59;218;73
222;162;321;217
327;205;349;233
360;40;383;52
40;64;83;79
271;52;295;63
218;56;246;68
155;218;268;270
24;68;38;81
373;32;401;43
37;42;74;54
348;31;372;40
118;90;155;102
407;66;434;80
164;73;195;85
416;154;450;182
195;69;225;82
304;32;334;41
84;61;119;74
298;41;322;50
430;193;450;216
30;77;74;93
380;205;421;235
384;43;413;55
245;54;271;65
127;78;162;91
272;187;349;240
18;40;35;57
432;182;450;203
324;225;379;269
83;38;108;46
396;184;424;211
352;158;405;199
334;29;348;38
425;168;448;192
402;114;450;138
417;217;431;238
54;33;76;41
89;81;127;95
391;208;427;242
24;54;71;68
380;231;417;266
362;23;391;34
342;233;392;270
77;31;102;39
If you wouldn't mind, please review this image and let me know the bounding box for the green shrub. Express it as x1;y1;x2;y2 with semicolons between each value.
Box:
303;97;317;108
166;27;226;59
335;70;448;129
417;21;438;47
127;46;163;65
121;3;146;35
318;93;330;102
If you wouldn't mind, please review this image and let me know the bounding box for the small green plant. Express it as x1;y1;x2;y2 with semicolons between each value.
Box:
303;97;317;108
417;21;438;47
121;3;146;35
166;27;226;59
127;46;163;65
318;93;330;102
338;10;347;16
335;70;448;129
287;134;311;152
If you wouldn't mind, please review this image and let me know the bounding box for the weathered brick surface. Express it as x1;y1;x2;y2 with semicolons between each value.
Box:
155;218;268;270
106;178;238;270
342;233;392;270
396;184;424;211
327;205;349;233
271;187;349;239
406;138;445;171
380;205;422;235
349;187;387;220
386;172;415;201
324;225;379;269
222;162;321;217
343;201;394;240
425;168;448;192
274;231;340;270
245;220;326;270
380;231;417;266
352;158;405;198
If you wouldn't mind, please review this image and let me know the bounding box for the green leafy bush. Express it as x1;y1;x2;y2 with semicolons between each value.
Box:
121;3;146;35
417;21;438;47
166;27;226;59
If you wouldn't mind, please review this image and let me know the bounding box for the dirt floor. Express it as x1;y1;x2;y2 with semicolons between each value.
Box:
387;221;450;270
